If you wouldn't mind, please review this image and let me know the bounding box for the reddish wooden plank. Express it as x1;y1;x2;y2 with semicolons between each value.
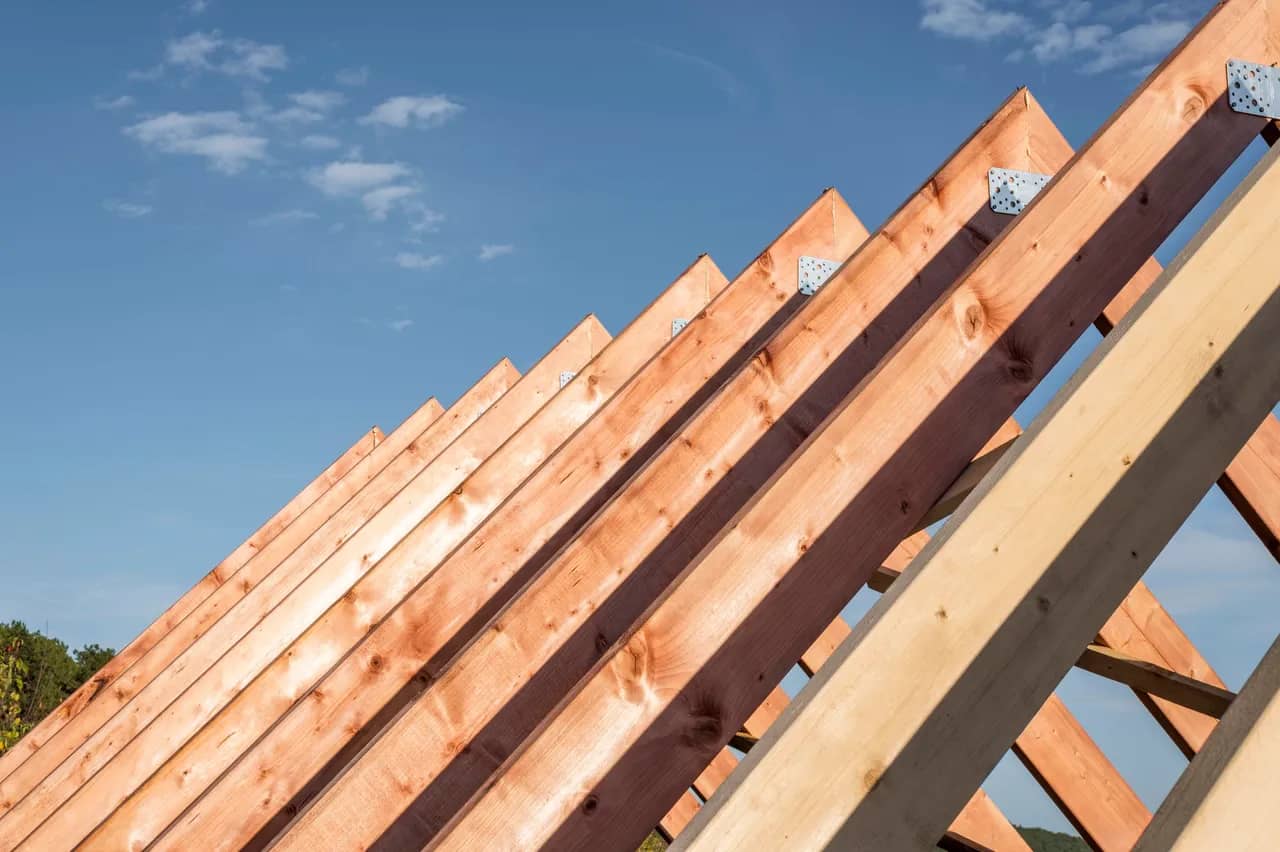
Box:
435;3;1280;845
0;424;388;784
0;369;501;806
83;260;725;850
0;319;604;848
163;187;864;850
279;90;1055;851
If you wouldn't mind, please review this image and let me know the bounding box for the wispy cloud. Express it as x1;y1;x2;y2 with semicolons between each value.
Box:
920;0;1027;41
265;90;346;125
649;45;747;102
299;134;342;150
478;243;515;262
251;208;318;226
395;252;445;270
362;185;419;220
103;199;153;218
359;95;463;129
920;0;1199;75
125;111;267;174
406;203;444;233
388;318;414;332
151;31;289;82
185;0;210;14
94;94;136;111
307;160;412;195
336;66;370;87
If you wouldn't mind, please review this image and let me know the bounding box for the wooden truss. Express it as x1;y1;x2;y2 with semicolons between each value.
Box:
5;0;1280;849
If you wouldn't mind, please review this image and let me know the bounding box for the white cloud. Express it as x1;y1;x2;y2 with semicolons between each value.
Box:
300;134;342;150
266;91;346;125
395;252;445;270
307;160;412;195
221;38;288;80
290;90;345;112
103;199;153;218
160;31;288;81
94;95;136;111
125;111;267;174
1029;21;1110;63
406;203;444;233
478;243;515;262
185;0;210;13
362;185;419;220
388;319;414;332
336;66;370;87
1080;19;1192;73
251;209;318;226
921;0;1198;76
359;95;463;129
920;0;1027;41
166;31;222;69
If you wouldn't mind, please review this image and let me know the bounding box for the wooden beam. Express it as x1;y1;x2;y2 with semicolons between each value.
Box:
1133;634;1280;851
435;5;1280;847
675;107;1280;852
658;792;702;842
0;423;388;785
0;364;505;809
1095;582;1226;755
0;360;499;808
1077;645;1234;719
80;260;728;850
183;188;864;852
1;319;606;848
274;90;1046;851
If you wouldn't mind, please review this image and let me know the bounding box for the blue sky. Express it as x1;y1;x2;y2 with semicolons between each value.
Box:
2;0;1277;836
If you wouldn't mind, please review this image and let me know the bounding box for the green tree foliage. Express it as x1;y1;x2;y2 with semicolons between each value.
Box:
0;621;116;752
1018;826;1091;851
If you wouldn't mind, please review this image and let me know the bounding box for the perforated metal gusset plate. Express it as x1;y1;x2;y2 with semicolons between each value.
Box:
1228;59;1280;119
559;371;576;389
798;256;839;296
671;318;689;337
989;168;1051;215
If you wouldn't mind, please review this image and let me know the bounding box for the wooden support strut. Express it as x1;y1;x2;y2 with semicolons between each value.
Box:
272;90;1051;852
1134;633;1280;850
433;3;1280;848
163;189;864;852
677;89;1280;852
0;367;497;804
0;319;607;848
82;260;725;851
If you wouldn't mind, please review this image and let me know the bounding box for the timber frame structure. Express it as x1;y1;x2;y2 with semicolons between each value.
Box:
4;1;1280;849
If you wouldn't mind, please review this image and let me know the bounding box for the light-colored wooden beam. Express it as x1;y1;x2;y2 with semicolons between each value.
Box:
0;423;388;785
1133;633;1280;851
675;106;1280;852
1077;644;1235;719
435;5;1280;847
83;260;727;850
215;188;866;852
0;363;508;809
1;319;607;848
276;90;1049;851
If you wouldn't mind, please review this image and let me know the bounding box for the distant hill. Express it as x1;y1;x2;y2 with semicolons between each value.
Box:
637;824;1090;850
1018;826;1091;851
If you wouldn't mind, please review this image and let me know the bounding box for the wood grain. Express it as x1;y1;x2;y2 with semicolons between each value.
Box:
0;424;388;784
2;319;604;848
93;260;722;850
436;5;1280;847
676;105;1280;852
